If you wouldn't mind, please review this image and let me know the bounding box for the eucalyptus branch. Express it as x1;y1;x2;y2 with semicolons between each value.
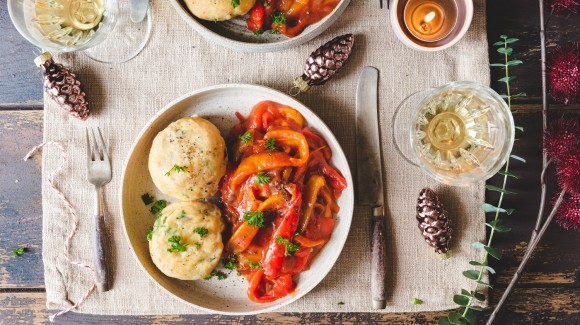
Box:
439;35;525;325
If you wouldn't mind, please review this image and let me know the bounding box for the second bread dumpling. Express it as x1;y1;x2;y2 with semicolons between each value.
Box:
148;201;224;280
148;116;227;201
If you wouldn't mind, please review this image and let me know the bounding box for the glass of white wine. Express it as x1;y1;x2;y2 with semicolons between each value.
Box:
392;81;515;186
8;0;152;63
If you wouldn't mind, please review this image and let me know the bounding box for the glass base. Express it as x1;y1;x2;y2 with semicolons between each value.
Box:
84;2;152;64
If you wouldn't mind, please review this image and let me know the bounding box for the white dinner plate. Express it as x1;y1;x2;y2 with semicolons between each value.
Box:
120;84;354;314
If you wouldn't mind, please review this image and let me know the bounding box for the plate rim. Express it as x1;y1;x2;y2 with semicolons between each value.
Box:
169;0;352;52
119;83;354;315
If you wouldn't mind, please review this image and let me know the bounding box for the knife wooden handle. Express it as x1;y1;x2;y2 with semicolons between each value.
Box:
93;214;109;292
371;211;387;309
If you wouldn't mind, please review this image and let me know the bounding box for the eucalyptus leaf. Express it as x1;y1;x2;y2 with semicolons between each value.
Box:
500;94;510;99
506;38;520;43
500;35;508;39
438;317;452;325
463;308;477;324
507;59;523;66
513;92;527;97
463;270;480;280
481;203;507;214
485;265;497;274
498;170;519;179
515;126;524;132
476;280;493;288
468;305;485;311
497;47;513;56
469;261;485;267
453;294;471;306
461;289;471;296
493;41;505;46
490;63;506;67
484;246;503;260
494;223;512;232
498;76;516;83
448;312;468;325
511;154;526;163
485;185;517;194
473;291;486;301
471;242;485;249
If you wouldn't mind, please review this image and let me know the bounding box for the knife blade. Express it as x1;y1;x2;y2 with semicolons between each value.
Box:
130;0;149;23
355;66;387;310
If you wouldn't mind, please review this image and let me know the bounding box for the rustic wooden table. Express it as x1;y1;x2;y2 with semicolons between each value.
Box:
1;1;579;324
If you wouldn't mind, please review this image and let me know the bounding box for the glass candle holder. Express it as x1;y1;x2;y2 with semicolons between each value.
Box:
403;0;458;42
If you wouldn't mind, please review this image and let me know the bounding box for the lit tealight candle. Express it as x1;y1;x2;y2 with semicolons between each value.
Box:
404;0;458;42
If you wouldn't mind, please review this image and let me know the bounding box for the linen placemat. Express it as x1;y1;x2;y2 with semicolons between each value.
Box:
42;0;489;315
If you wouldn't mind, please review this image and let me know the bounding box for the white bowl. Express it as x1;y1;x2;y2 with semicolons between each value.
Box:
389;0;474;52
170;0;351;52
120;84;354;314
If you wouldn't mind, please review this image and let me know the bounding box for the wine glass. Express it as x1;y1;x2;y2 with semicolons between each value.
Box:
8;0;152;64
392;81;515;186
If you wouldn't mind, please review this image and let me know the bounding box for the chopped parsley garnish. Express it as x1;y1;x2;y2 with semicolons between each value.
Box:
204;270;227;280
239;130;253;143
231;0;240;8
12;247;26;257
263;1;270;8
271;12;286;25
141;193;154;205
177;210;187;219
244;211;265;227
167;235;188;253
412;298;424;305
338;301;345;307
255;171;271;184
270;29;280;35
150;200;167;214
265;137;276;151
276;236;300;256
247;260;261;270
194;242;201;249
193;227;209;238
147;227;154;241
165;164;188;176
222;255;238;270
253;28;264;36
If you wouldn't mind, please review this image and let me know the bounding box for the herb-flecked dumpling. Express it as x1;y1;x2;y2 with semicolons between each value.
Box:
184;0;256;22
148;116;227;201
148;201;224;280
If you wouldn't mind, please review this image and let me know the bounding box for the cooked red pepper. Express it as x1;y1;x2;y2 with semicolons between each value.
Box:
246;3;266;33
247;270;294;303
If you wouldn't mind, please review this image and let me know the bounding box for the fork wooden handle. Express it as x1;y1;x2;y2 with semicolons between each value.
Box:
93;214;109;292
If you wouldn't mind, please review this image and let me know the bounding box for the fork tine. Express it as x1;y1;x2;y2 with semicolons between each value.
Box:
86;127;94;162
90;127;103;161
95;127;109;162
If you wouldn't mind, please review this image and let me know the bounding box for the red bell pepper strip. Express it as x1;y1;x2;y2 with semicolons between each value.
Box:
247;270;294;303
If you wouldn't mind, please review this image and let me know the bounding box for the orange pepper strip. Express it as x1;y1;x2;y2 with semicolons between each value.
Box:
278;107;304;127
228;194;287;253
229;130;309;189
294;235;325;248
320;185;340;214
299;175;326;233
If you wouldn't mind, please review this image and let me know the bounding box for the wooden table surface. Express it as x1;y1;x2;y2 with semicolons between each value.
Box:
1;1;579;324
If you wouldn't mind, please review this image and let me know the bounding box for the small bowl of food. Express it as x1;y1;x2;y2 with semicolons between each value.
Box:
169;0;351;52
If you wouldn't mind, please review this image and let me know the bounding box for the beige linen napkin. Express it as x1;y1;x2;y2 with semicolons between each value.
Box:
42;0;489;314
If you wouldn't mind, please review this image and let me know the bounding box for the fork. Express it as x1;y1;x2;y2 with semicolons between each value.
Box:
86;127;112;292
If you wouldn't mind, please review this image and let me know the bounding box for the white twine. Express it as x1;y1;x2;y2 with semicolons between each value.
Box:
24;142;96;322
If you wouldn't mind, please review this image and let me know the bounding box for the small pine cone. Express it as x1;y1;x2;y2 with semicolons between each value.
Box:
416;188;452;255
293;34;354;93
35;52;89;120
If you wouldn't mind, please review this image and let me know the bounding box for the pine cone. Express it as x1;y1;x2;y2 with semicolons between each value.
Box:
416;188;452;255
293;34;354;93
35;52;89;120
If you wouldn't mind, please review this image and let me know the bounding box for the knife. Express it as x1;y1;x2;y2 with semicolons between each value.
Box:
130;0;149;23
355;66;387;309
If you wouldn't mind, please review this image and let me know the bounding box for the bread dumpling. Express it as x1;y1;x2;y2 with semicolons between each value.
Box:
148;116;227;201
184;0;256;21
148;201;224;280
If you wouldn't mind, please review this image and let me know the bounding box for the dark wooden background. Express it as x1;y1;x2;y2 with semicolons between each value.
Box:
1;1;579;324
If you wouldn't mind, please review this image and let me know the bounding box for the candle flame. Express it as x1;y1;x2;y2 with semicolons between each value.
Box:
424;11;436;23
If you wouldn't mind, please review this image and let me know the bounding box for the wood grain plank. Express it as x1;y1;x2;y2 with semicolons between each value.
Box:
0;1;43;106
0;111;44;288
0;288;578;324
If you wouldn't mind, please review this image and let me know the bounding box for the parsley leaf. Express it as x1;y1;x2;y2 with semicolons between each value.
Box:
412;298;424;305
193;227;209;238
239;130;253;143
165;164;188;176
231;0;240;8
271;12;286;25
255;171;271;184
253;28;264;36
167;235;188;253
141;193;154;205
263;1;270;8
244;211;265;227
265;138;276;151
222;255;238;270
12;247;26;257
150;200;167;214
147;227;154;241
204;270;227;280
276;236;300;256
338;301;345;307
247;260;261;270
194;242;201;249
177;210;187;219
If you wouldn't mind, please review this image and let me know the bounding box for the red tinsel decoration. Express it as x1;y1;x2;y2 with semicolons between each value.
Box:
548;43;580;105
555;192;580;231
543;118;580;161
550;0;580;14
